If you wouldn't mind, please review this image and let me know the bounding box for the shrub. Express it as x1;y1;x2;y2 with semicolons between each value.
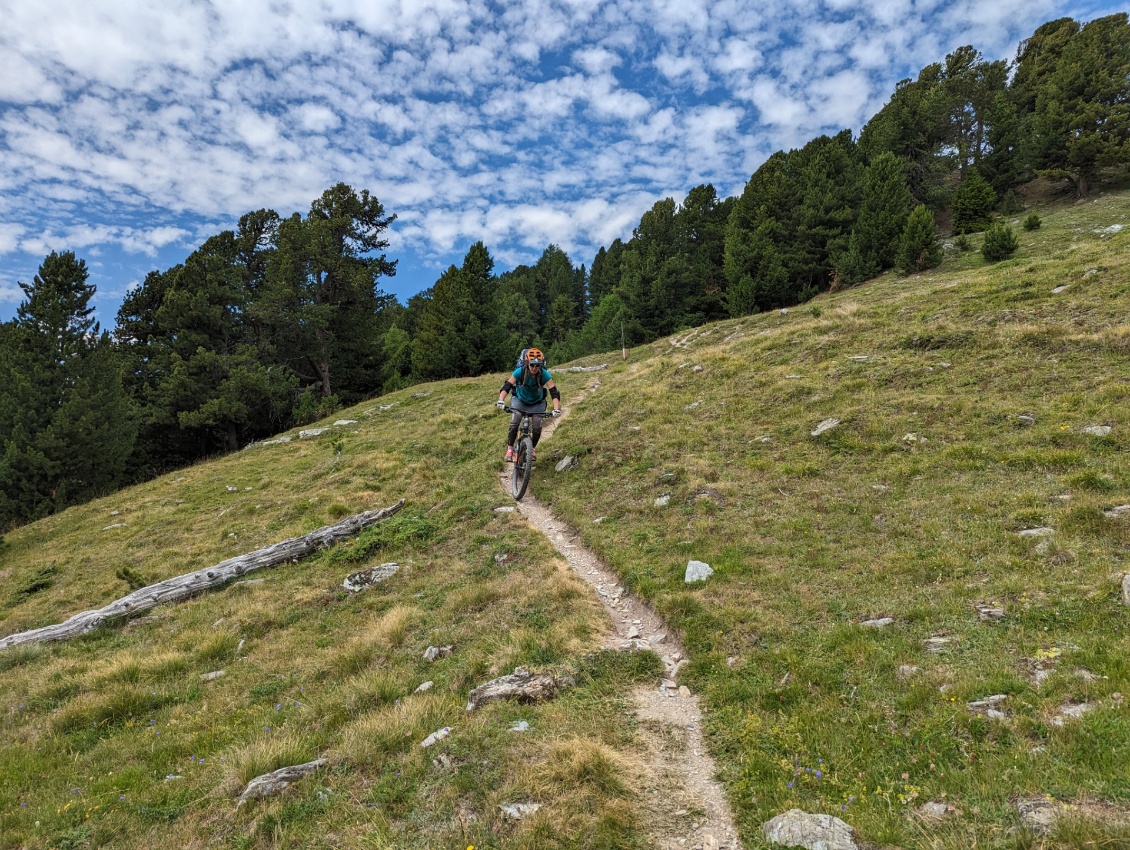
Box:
982;223;1020;261
897;205;943;274
1024;212;1042;231
955;234;972;251
951;170;997;234
1000;189;1024;215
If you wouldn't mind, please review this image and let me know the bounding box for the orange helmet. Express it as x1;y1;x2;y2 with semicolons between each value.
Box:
525;348;545;366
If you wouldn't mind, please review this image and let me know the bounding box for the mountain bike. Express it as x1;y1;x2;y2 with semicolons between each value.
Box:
502;406;547;500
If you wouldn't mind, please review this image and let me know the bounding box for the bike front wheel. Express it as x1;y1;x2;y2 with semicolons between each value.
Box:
512;436;533;500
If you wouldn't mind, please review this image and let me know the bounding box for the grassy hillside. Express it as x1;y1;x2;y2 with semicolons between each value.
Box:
3;190;1129;849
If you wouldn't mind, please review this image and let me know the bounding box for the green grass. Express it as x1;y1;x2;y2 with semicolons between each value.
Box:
2;188;1130;848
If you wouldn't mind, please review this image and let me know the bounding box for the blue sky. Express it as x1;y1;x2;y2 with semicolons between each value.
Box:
0;0;1122;325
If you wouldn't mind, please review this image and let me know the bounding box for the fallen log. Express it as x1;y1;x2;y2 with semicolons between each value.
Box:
0;500;405;650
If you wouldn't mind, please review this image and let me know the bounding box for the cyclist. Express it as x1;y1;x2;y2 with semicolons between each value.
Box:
496;347;561;462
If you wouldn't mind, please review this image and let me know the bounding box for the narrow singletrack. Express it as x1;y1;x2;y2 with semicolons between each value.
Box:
498;376;742;850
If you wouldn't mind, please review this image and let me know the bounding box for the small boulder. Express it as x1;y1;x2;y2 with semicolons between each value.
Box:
342;563;400;592
763;809;857;850
555;456;578;472
811;418;841;437
466;666;573;711
685;560;713;583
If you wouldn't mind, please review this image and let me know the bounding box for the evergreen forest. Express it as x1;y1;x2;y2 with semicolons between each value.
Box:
1;12;1127;530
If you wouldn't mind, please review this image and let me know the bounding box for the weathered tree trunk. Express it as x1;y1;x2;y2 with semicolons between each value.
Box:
0;500;405;650
238;759;328;805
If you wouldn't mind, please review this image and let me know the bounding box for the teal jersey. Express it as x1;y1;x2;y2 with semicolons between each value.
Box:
511;367;552;405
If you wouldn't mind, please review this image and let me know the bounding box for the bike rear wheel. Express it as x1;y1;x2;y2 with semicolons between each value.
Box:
512;436;533;500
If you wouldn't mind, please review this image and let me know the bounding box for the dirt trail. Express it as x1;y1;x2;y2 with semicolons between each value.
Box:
499;374;742;850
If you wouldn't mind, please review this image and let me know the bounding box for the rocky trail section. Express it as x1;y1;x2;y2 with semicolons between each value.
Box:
500;377;742;850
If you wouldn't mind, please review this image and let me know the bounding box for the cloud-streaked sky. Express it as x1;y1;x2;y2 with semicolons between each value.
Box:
0;0;1122;323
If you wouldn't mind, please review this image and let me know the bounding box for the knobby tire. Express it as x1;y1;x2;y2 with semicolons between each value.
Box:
512;436;533;500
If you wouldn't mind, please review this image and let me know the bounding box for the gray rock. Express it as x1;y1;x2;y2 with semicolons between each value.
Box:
655;495;671;507
763;808;857;850
298;428;327;438
238;759;328;805
1104;505;1130;519
499;802;540;820
1018;527;1055;538
420;727;451;748
341;563;400;592
977;604;1005;621
897;665;920;679
860;617;894;628
918;802;948;817
333;419;357;426
555;456;578;472
201;670;225;682
509;720;530;732
811;418;841;437
967;694;1008;711
1123;574;1130;606
685;560;713;583
414;681;434;693
1084;425;1112;437
423;645;453;662
1018;414;1036;426
1017;800;1059;835
466;666;574;711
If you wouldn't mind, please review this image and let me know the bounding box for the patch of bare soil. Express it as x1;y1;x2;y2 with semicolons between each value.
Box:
499;378;742;850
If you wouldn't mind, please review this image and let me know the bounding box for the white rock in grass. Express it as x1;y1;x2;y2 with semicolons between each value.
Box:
655;495;671;507
1018;527;1055;538
1084;425;1112;437
500;802;540;820
811;418;841;436
299;428;327;438
1122;574;1130;606
685;560;713;583
333;420;357;426
420;727;451;747
201;670;225;682
414;681;434;694
342;563;400;592
1104;505;1130;518
509;720;530;732
763;809;857;850
918;802;949;818
860;617;894;628
555;456;578;472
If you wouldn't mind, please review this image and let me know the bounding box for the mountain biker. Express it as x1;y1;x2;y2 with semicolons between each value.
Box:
496;347;561;462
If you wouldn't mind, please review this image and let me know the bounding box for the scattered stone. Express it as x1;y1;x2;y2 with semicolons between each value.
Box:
565;364;608;372
333;419;357;426
555;456;578;472
423;645;454;662
678;685;692;698
420;727;451;748
509;720;530;732
967;694;1008;711
466;666;574;711
811;418;841;437
685;560;713;583
238;759;328;805
103;523;126;530
412;391;432;398
414;681;434;694
1052;285;1070;294
763;809;857;850
299;428;327;438
593;517;605;524
924;637;952;652
684;401;701;410
1104;505;1130;519
1018;414;1036;426
850;355;870;362
1018;527;1055;538
1123;574;1130;606
860;617;894;628
201;670;225;682
1017;799;1060;835
499;802;540;820
494;506;515;513
341;563;400;592
977;603;1005;621
655;495;671;507
165;774;184;782
918;801;949;818
897;665;920;679
1052;702;1095;725
626;626;641;640
260;437;292;445
1084;425;1112;437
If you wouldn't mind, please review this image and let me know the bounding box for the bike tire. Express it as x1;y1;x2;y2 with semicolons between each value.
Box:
512;436;533;500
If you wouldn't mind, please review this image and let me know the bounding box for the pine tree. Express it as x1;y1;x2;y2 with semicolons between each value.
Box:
951;170;997;234
897;205;944;274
